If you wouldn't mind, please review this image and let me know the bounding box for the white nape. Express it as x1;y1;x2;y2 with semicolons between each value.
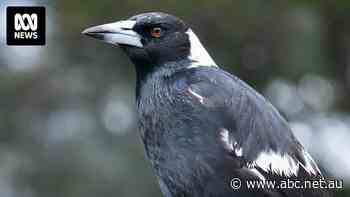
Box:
186;29;218;68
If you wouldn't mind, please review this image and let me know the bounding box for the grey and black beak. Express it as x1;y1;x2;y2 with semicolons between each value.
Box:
82;20;143;47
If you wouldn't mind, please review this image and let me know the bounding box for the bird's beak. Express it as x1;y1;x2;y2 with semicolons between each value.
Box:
82;20;143;48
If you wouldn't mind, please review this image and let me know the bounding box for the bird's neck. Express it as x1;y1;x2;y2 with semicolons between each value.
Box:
134;29;218;99
134;59;192;99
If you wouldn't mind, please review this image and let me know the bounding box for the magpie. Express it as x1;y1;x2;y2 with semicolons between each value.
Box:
82;12;331;197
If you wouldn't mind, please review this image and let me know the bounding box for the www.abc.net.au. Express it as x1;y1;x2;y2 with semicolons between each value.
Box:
230;177;343;190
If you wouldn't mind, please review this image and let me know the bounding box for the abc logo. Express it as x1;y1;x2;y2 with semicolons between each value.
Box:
14;13;38;39
7;7;45;45
15;13;38;31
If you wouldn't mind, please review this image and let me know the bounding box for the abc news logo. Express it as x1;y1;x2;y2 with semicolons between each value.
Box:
7;7;45;45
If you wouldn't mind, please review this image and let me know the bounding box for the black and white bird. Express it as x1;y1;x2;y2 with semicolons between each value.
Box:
83;12;330;197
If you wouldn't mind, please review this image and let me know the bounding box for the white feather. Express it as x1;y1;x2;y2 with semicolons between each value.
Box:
220;128;233;150
250;150;320;177
219;128;243;157
219;130;319;177
249;168;266;181
188;88;204;104
235;146;243;157
253;151;299;176
300;150;321;175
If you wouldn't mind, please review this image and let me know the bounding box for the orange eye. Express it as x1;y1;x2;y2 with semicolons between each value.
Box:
151;27;162;38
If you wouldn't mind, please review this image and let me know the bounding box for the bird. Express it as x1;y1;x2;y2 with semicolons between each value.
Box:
82;12;331;197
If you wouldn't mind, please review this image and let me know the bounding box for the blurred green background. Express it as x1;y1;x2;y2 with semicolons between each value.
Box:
0;0;349;196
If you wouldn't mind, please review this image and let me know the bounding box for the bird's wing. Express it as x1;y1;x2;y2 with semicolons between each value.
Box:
170;66;328;196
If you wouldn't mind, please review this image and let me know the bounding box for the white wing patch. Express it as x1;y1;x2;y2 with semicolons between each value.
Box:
249;150;321;177
186;29;218;68
219;128;243;157
219;130;321;179
251;151;299;177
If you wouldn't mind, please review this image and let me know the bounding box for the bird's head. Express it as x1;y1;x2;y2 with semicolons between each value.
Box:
82;12;216;73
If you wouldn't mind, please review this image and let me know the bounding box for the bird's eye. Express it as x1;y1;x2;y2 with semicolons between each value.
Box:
150;27;162;38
